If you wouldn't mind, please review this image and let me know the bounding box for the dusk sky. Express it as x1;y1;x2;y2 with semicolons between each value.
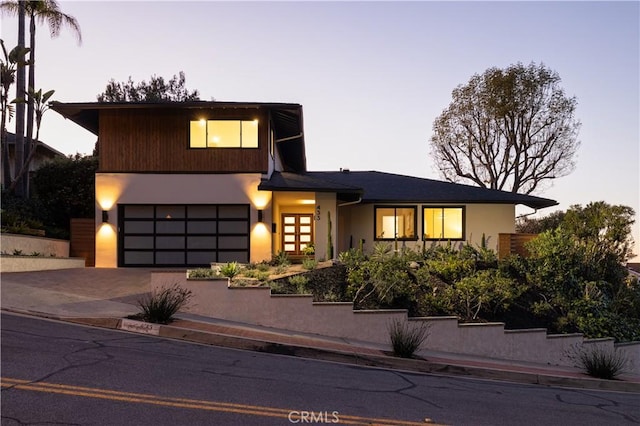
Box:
2;1;638;259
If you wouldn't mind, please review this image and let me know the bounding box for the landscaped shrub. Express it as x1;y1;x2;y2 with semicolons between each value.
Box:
446;270;524;321
31;155;98;231
220;261;242;279
271;251;290;267
257;262;271;272
302;257;318;270
576;346;628;380
388;318;430;358
345;253;416;308
188;268;217;279
289;275;309;294
255;271;271;282
424;245;476;284
137;284;193;324
412;267;451;316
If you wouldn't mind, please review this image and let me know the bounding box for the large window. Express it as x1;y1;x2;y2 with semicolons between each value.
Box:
190;119;258;148
423;206;464;240
374;206;417;240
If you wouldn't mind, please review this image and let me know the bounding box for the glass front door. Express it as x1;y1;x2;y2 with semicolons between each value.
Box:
282;213;313;256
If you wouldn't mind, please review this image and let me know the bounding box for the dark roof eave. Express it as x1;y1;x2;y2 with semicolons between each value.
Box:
360;198;558;209
257;182;362;194
51;101;304;137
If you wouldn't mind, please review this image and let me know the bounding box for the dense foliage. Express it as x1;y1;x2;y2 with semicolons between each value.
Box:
330;202;639;342
1;154;97;238
97;71;200;102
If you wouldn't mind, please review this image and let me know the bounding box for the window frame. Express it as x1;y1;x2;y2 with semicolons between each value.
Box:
373;205;418;241
422;205;466;241
189;119;259;149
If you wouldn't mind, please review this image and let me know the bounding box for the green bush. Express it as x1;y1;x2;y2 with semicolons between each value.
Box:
345;253;416;308
446;270;523;321
577;346;627;380
220;261;242;279
424;246;475;284
302;257;318;270
137;284;192;324
388;318;429;358
519;227;640;341
257;262;271;272
188;268;218;279
31;155;98;230
255;271;271;282
289;275;309;294
271;251;290;267
242;269;258;279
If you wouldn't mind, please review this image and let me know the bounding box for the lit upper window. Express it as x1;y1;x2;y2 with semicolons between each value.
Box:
190;119;258;148
423;207;464;240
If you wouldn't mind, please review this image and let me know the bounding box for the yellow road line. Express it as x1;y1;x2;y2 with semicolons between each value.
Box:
2;377;440;425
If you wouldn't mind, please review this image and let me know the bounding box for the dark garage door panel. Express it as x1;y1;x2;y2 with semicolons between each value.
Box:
118;204;249;267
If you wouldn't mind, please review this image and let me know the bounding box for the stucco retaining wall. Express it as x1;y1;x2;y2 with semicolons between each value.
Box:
1;233;70;257
152;271;640;374
1;255;85;272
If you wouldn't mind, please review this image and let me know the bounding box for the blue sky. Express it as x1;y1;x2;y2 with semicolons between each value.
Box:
2;1;639;259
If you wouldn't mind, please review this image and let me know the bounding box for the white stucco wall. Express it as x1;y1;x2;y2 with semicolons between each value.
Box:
338;203;516;254
95;173;272;267
314;192;337;260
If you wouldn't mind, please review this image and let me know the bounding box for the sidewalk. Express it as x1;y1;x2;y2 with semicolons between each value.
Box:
2;268;639;393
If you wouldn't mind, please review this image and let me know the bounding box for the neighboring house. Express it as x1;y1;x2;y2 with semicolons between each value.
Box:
51;101;557;268
1;132;65;189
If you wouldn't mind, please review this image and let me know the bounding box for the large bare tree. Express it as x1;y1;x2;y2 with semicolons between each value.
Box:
430;62;581;194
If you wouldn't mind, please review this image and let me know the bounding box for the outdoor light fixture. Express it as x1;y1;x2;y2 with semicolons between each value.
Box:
102;210;109;223
257;209;264;223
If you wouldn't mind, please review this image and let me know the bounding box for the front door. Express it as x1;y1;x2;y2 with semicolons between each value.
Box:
281;213;313;256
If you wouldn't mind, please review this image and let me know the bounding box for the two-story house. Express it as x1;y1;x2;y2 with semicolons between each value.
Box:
52;101;557;268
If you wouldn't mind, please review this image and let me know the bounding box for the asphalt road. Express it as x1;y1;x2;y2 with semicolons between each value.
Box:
1;312;639;426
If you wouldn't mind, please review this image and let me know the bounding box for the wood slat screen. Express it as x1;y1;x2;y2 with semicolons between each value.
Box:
70;218;95;267
99;108;270;173
498;233;538;259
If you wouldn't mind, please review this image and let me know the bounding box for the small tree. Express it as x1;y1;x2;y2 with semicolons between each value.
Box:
1;0;82;197
8;87;54;193
430;62;581;194
97;71;200;102
516;210;565;233
31;154;97;230
0;40;29;188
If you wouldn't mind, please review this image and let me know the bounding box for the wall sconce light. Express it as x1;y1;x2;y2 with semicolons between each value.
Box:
102;210;109;223
257;209;264;223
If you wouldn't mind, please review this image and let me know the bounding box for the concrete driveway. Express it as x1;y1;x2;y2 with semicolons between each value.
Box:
1;268;154;318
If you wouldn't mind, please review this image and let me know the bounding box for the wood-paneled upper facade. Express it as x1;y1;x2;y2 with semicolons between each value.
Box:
52;101;306;173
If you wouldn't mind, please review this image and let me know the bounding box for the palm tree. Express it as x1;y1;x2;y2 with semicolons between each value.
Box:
0;40;30;188
0;0;81;196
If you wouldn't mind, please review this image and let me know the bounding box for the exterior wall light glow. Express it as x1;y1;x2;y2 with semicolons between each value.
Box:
102;210;109;223
257;209;264;223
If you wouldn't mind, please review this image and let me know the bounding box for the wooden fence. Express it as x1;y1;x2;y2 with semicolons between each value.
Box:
70;218;95;267
498;233;538;259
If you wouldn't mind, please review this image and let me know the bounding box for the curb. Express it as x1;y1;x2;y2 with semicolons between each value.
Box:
3;309;639;393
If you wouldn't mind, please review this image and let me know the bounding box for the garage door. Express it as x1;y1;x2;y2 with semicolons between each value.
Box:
118;204;250;267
